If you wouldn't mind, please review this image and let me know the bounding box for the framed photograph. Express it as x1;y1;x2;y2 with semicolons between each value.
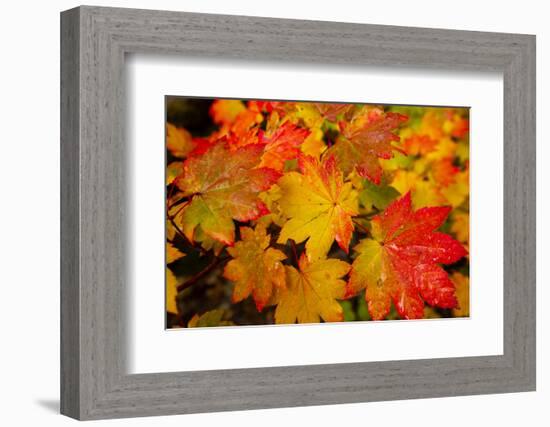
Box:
164;97;471;328
61;6;536;420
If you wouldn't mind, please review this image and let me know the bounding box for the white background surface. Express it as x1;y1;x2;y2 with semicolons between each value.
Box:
0;0;547;425
128;56;503;373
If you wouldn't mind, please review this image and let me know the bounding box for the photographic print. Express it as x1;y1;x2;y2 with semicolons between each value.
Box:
165;98;470;328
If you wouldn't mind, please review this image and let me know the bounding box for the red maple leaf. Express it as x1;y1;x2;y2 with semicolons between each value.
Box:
347;192;467;320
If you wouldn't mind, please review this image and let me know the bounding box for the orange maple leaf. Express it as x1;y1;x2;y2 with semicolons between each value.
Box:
327;109;408;184
224;224;287;311
258;122;310;171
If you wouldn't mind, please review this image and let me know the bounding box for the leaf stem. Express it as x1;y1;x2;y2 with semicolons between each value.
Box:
167;199;190;218
353;219;370;235
167;212;208;256
356;211;379;220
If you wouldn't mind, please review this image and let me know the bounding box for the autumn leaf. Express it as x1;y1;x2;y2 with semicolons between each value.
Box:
166;123;195;158
275;253;350;324
166;268;178;314
327;109;408;184
404;134;438;156
443;110;469;139
431;157;459;187
257;184;286;228
224;224;287;311
417;109;446;140
166;161;183;185
441;167;469;208
277;154;359;260
210;99;246;126
315;103;354;121
193;225;226;255
391;170;446;209
166;242;185;264
291;102;324;129
229;110;264;141
347;192;467;320
359;179;400;211
249;100;290;116
301;127;326;159
259;122;310;171
166;219;176;241
281;102;326;158
456;140;470;163
426;137;456;162
188;309;235;327
210;99;264;148
174;141;280;245
451;210;469;245
226;128;260;149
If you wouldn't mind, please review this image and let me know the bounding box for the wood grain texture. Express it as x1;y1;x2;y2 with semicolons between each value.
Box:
60;7;80;419
60;6;536;420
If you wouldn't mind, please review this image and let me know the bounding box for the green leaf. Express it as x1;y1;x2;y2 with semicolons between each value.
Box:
188;309;235;327
340;300;356;321
356;292;371;321
359;180;400;211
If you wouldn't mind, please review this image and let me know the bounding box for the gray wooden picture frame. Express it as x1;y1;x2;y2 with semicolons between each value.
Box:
60;5;536;420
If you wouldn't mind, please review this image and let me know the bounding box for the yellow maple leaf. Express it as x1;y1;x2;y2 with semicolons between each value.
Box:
275;254;350;324
456;140;470;162
166;219;176;241
391;170;445;208
166;123;195;158
299;127;326;159
166;242;185;264
166;268;178;314
451;210;470;247
277;155;359;260
224;224;287;311
441;168;469;207
291;102;324;129
417;109;446;140
425;137;456;162
257;184;286;228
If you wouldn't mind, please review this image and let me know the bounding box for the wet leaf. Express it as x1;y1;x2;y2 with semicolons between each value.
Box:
275;254;350;324
327;109;408;183
277;154;359;260
347;193;467;320
175;141;280;245
224;224;287;311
